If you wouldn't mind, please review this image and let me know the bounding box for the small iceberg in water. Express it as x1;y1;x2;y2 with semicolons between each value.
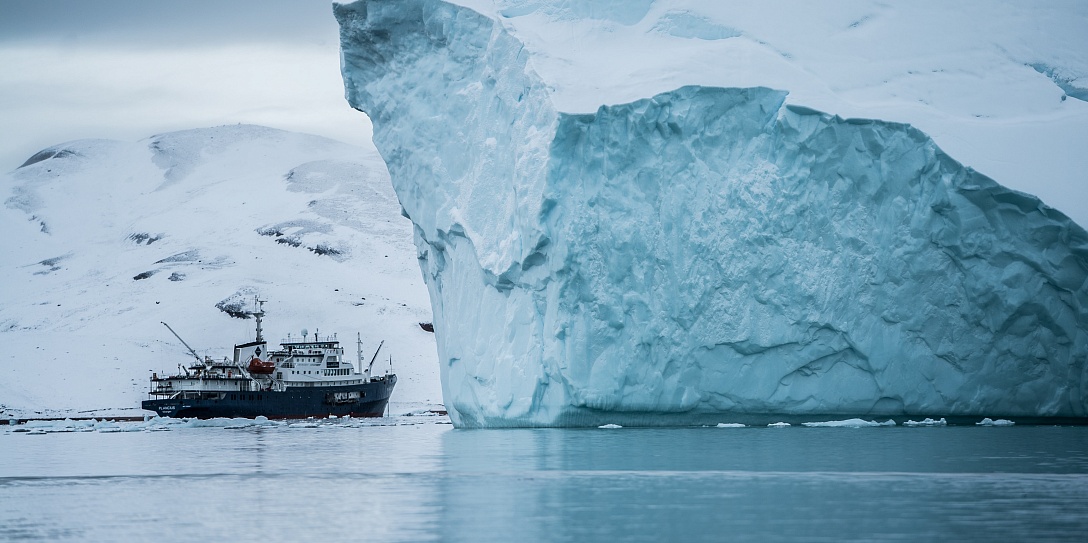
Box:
802;419;896;428
903;418;948;427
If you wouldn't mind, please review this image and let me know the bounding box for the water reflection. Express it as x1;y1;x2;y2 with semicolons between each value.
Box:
437;426;1088;542
2;422;1087;542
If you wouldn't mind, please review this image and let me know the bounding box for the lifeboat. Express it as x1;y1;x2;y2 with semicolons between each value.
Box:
248;357;275;374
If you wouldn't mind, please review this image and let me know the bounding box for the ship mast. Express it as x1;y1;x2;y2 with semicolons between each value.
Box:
357;333;363;369
253;297;265;343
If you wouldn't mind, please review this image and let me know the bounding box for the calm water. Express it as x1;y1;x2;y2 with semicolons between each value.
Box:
2;417;1087;542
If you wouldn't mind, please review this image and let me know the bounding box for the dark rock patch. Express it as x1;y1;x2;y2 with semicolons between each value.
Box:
156;250;199;264
19;148;79;169
128;233;164;245
310;244;342;257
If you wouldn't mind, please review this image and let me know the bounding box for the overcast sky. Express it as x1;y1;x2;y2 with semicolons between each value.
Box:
0;0;372;172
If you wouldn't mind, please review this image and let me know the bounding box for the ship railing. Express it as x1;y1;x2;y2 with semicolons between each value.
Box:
280;335;339;345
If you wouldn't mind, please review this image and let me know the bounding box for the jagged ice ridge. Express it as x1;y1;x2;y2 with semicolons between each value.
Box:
336;0;1088;427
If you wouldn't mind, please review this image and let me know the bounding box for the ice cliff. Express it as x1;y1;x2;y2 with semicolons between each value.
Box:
336;0;1088;426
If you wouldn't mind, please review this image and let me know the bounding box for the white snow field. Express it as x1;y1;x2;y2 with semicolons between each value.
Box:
337;0;1088;427
0;125;440;419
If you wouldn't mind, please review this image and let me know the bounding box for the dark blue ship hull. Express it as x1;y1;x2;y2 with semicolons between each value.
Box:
142;375;396;419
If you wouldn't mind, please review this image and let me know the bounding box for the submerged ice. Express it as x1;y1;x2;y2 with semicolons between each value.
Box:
337;0;1088;427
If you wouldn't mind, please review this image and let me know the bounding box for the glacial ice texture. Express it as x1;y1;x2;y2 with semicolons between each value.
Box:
337;0;1088;427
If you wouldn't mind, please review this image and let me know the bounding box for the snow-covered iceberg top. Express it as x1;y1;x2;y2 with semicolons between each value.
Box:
337;0;1088;427
428;0;1088;226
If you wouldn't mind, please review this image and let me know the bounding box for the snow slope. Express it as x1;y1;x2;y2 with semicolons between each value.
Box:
337;0;1088;427
0;125;439;418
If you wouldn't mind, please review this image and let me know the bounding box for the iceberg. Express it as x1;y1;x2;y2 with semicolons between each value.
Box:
903;418;947;428
336;0;1088;427
801;419;897;428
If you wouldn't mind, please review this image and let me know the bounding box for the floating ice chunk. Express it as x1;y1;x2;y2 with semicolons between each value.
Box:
903;418;948;427
715;423;746;428
20;418;95;433
598;423;622;429
94;421;121;432
768;422;791;428
976;418;1015;426
802;419;896;428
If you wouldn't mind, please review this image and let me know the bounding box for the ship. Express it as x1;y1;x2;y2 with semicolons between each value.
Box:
142;300;396;419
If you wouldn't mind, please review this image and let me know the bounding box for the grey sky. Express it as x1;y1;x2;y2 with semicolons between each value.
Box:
0;1;334;46
0;0;372;172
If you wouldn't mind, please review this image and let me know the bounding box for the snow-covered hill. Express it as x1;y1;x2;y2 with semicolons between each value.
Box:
0;124;440;418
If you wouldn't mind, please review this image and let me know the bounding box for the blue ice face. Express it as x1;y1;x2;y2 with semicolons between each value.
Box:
338;0;1088;427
